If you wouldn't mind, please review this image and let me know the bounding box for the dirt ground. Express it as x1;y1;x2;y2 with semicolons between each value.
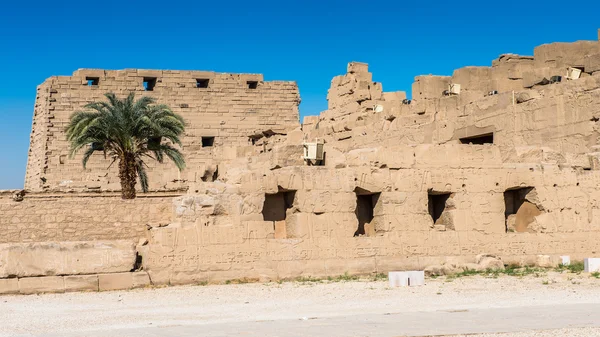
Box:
2;271;600;337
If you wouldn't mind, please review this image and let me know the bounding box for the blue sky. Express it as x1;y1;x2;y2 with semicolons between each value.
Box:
1;0;599;189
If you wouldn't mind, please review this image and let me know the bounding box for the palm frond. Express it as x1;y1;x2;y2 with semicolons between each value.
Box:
65;91;187;196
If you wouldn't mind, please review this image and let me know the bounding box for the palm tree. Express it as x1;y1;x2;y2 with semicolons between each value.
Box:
66;92;186;199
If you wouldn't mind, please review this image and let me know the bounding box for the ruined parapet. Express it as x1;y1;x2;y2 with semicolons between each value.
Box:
321;62;407;123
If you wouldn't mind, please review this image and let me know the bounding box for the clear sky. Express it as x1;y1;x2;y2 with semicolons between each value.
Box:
1;0;599;189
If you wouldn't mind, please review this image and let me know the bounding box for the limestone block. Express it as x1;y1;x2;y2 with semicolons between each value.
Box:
388;271;424;287
584;258;600;273
274;220;287;239
270;145;304;168
19;276;65;294
294;190;356;213
245;221;275;239
381;91;407;104
0;240;136;278
354;168;390;193
451;66;492;92
584;54;600;74
98;273;133;291
0;278;19;295
522;68;551;88
536;255;559;268
378;147;415;169
64;275;99;292
132;271;151;288
302;115;319;127
285;213;311;239
534;41;598;68
560;256;571;266
347;62;369;74
412;75;451;100
276;169;303;191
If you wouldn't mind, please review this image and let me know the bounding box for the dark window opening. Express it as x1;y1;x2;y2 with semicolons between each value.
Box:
86;77;99;86
428;192;451;223
202;136;215;147
247;81;258;89
460;133;494;145
196;78;209;88
143;77;157;91
354;191;380;237
262;190;296;222
504;187;540;233
549;75;562;84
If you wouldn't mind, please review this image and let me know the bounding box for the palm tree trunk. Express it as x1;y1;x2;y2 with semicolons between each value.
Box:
118;153;137;199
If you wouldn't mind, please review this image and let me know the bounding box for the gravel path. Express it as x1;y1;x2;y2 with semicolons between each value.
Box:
2;271;600;336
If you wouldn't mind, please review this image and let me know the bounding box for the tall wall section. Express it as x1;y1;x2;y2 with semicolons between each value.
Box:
24;69;300;192
0;191;178;244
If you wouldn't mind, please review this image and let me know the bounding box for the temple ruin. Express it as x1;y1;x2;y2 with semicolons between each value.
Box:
1;30;600;293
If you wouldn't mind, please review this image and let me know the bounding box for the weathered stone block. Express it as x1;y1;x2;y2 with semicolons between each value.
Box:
0;240;136;278
64;275;99;292
19;276;65;294
0;278;19;295
132;271;151;288
98;273;133;291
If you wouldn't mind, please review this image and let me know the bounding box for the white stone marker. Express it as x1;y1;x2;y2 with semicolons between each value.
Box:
388;271;425;287
560;256;570;266
584;258;600;273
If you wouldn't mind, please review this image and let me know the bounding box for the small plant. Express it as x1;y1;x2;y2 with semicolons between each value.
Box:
295;276;322;283
333;272;360;282
591;272;600;279
196;281;208;286
224;278;256;285
372;273;387;281
568;261;585;274
555;261;584;274
542;280;549;285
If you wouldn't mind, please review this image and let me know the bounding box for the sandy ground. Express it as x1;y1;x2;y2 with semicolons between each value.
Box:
1;271;600;337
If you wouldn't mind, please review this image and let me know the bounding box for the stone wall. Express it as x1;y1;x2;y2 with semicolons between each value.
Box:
305;36;600;171
140;146;600;284
5;30;600;293
24;69;300;192
0;191;178;243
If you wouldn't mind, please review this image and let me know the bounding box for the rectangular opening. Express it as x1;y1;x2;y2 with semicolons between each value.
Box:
460;133;494;145
201;136;215;147
504;187;540;233
428;192;451;224
196;78;209;88
354;192;380;237
143;77;157;91
86;77;99;86
262;190;296;222
247;81;258;89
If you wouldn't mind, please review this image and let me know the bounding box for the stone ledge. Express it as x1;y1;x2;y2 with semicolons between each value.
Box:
0;272;150;295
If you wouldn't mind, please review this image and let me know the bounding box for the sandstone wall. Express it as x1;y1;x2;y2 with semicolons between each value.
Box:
0;191;178;243
7;30;600;292
305;36;600;170
24;69;300;192
137;143;600;285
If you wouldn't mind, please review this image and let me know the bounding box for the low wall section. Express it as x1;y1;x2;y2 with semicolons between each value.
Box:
0;191;179;244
